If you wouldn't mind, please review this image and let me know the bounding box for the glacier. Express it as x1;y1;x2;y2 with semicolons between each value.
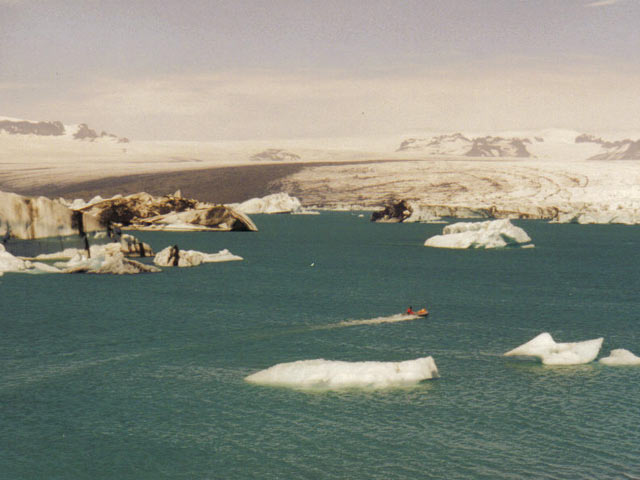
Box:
599;349;640;366
245;356;439;390
504;332;603;365
424;219;533;249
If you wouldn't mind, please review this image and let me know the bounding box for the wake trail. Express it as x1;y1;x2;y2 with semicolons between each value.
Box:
316;313;421;330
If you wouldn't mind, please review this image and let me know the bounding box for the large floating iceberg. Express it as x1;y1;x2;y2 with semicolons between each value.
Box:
424;219;533;249
599;349;640;366
504;332;603;365
245;356;439;390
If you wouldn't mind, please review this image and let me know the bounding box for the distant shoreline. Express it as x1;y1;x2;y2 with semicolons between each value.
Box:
9;163;307;204
6;158;434;204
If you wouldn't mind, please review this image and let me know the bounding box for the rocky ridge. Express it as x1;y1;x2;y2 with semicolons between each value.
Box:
0;117;128;142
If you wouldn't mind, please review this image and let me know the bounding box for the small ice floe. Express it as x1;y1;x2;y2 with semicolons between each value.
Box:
424;219;533;249
599;349;640;366
0;244;62;274
245;356;439;390
504;332;603;365
153;246;242;267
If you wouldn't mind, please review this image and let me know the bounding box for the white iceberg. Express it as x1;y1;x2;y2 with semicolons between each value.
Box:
153;246;242;267
245;356;439;390
230;192;303;214
504;332;603;365
599;349;640;366
424;219;533;249
0;244;62;274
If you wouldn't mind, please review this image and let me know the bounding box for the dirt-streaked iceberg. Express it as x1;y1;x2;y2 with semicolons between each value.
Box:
153;246;242;267
57;243;160;274
245;356;439;390
425;219;533;249
0;190;103;240
599;349;640;366
504;332;603;365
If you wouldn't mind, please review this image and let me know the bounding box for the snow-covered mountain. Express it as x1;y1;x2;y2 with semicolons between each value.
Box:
575;134;640;160
396;130;640;160
397;133;535;158
0;116;128;143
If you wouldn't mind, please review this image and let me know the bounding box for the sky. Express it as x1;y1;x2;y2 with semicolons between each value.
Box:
1;0;639;141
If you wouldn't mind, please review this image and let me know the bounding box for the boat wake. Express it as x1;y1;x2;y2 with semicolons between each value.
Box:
318;313;420;330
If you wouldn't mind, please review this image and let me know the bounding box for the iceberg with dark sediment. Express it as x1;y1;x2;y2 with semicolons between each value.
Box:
599;349;640;366
55;243;160;274
77;192;258;232
0;190;103;240
425;219;533;249
153;246;242;267
245;356;439;390
504;332;603;365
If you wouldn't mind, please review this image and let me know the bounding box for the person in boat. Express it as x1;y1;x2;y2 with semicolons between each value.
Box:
406;306;415;315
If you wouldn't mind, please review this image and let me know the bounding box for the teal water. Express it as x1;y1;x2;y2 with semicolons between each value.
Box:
1;213;639;479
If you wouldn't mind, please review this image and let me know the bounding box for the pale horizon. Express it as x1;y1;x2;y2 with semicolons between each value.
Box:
2;0;639;141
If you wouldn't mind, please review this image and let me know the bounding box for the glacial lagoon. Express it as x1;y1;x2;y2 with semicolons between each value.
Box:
1;212;639;479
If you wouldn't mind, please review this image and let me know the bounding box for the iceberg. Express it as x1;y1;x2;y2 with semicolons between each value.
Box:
0;244;62;274
0;190;103;240
56;243;160;274
504;332;603;365
230;192;303;214
153;246;242;267
424;219;533;249
599;349;640;366
245;356;439;390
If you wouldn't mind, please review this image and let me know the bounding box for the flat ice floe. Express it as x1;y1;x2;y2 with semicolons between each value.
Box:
424;219;533;249
245;357;439;390
599;349;640;366
504;332;603;365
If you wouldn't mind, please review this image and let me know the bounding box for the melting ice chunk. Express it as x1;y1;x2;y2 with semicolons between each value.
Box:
599;349;640;366
245;357;439;390
504;332;603;365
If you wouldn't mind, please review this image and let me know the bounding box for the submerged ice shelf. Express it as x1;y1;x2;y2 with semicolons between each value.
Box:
245;357;439;390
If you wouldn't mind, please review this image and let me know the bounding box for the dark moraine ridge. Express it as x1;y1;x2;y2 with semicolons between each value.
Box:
15;164;307;204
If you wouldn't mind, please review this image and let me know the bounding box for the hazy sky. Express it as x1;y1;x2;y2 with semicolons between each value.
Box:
1;0;639;141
